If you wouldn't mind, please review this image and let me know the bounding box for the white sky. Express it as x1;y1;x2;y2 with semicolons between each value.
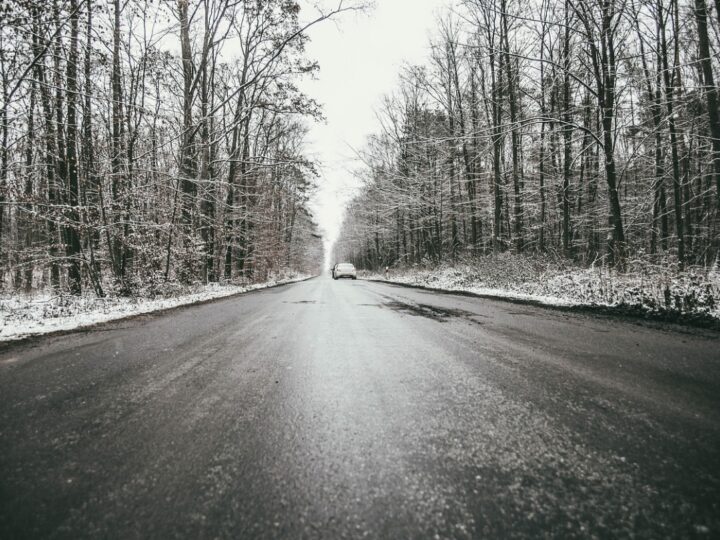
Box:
300;0;450;260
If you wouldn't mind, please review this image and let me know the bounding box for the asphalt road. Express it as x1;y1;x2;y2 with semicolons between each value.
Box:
1;277;719;539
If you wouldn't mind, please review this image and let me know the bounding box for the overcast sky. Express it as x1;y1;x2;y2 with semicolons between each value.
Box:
300;0;449;259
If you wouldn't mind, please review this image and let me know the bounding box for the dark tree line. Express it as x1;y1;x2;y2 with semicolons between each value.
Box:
0;0;351;295
336;0;720;273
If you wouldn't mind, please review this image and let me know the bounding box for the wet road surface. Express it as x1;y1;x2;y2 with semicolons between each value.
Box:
1;277;719;538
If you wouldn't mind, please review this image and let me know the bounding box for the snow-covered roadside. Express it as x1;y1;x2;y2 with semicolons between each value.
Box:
366;270;577;307
363;256;720;325
0;274;312;342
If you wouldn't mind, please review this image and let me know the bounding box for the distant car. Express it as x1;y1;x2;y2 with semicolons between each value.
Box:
333;263;357;280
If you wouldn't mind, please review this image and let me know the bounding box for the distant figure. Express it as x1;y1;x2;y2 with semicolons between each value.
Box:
384;266;389;280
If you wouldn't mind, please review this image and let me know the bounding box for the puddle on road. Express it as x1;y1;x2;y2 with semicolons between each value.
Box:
284;300;324;305
381;299;484;325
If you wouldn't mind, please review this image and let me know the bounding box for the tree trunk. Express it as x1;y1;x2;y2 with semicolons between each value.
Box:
501;0;523;252
694;0;720;211
111;0;124;279
659;0;685;266
561;0;573;257
65;0;82;294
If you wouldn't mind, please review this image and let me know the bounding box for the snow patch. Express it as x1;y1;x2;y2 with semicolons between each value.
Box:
364;255;720;323
0;274;311;343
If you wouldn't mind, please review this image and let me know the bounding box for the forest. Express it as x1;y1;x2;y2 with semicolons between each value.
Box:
335;0;720;277
0;0;350;297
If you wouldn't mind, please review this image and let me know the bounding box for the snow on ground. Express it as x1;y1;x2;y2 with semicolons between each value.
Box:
0;274;311;343
363;254;720;324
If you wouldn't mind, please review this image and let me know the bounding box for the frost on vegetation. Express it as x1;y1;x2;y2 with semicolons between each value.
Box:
0;272;310;342
365;253;720;323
